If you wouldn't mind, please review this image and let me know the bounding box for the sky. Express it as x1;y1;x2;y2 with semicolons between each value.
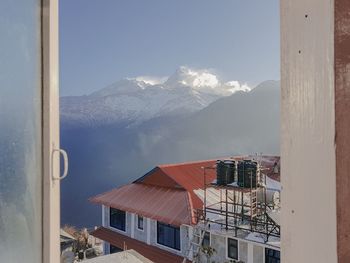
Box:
60;0;280;96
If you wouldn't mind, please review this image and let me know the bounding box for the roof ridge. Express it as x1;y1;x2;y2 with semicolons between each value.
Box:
157;159;218;168
186;191;196;225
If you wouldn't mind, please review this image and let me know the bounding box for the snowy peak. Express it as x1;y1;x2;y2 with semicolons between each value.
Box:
60;66;252;127
90;66;250;98
165;66;220;89
90;78;149;97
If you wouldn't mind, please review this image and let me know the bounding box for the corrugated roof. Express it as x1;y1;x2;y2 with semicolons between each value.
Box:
137;160;217;212
90;184;193;226
90;157;280;226
91;227;190;263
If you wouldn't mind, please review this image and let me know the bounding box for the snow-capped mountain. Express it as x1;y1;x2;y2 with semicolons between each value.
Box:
60;66;250;127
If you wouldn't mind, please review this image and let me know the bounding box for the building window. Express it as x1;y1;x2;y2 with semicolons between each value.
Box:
137;215;144;230
265;248;280;263
157;222;180;250
202;231;210;247
110;208;126;231
227;238;238;260
110;244;122;254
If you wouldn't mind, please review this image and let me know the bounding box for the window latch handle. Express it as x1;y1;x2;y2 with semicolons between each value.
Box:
52;148;69;180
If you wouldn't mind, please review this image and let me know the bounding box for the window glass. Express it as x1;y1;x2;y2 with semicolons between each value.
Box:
0;1;42;262
157;222;180;250
110;208;126;231
137;215;144;230
202;231;210;247
265;248;280;263
227;238;238;260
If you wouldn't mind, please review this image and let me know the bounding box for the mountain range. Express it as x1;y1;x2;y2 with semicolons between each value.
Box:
60;66;250;128
60;67;280;227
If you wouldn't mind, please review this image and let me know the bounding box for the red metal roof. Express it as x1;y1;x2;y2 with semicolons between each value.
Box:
91;227;190;263
90;184;193;226
90;157;280;226
155;160;217;211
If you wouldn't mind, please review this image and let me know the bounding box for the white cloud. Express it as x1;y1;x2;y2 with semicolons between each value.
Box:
175;66;219;89
133;66;251;96
224;80;251;93
175;66;251;96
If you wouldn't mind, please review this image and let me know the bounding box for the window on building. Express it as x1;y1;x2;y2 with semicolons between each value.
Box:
110;244;122;254
110;208;126;231
227;238;238;260
157;222;180;250
202;231;210;248
137;215;144;230
265;248;280;263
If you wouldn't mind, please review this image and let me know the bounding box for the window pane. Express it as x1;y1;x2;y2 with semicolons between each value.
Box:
110;208;126;231
265;248;281;263
202;231;210;247
157;222;180;250
227;238;238;260
138;215;143;230
0;1;42;263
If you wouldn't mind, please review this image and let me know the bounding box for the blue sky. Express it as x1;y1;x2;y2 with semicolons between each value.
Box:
60;0;279;96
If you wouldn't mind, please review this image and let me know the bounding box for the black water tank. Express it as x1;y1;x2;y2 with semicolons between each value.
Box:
224;160;236;184
216;160;226;185
237;160;257;188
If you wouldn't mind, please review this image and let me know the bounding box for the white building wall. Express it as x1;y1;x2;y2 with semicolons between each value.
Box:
133;214;148;244
253;245;264;263
239;241;248;263
102;206;190;258
199;232;273;263
149;219;188;257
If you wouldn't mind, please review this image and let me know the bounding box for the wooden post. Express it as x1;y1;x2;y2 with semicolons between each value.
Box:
281;0;350;262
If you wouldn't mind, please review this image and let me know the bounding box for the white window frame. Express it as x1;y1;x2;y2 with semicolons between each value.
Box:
155;221;182;253
226;237;239;261
109;207;127;233
42;0;60;262
37;0;345;262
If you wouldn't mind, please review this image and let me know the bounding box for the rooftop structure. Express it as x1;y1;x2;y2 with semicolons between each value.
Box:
90;160;217;226
90;155;281;263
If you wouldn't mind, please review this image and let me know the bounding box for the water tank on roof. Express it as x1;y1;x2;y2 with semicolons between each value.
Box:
237;160;258;188
216;160;236;185
224;160;236;184
216;160;226;185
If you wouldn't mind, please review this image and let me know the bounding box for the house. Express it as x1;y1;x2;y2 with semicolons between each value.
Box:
90;156;281;263
60;228;76;254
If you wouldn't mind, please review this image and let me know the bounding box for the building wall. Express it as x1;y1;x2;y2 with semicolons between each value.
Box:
102;206;190;258
101;205;274;262
239;241;248;262
253;245;264;263
132;214;147;243
149;219;189;257
103;206;132;237
199;232;274;263
208;233;225;263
